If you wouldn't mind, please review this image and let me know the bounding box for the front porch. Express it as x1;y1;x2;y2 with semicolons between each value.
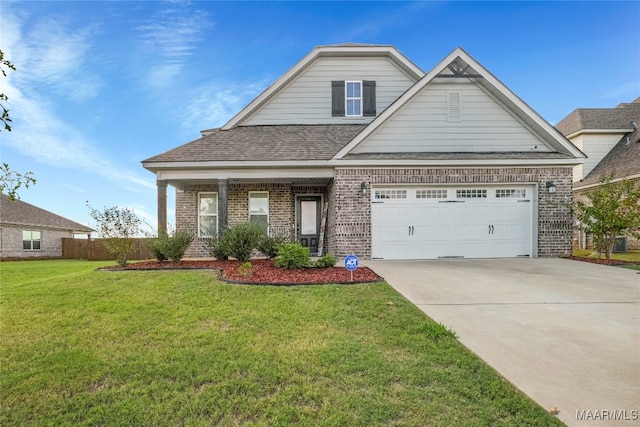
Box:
157;178;332;258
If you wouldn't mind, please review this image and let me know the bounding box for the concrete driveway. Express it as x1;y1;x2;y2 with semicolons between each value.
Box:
366;258;640;427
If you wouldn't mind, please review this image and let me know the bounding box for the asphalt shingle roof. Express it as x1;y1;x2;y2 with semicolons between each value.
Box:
143;124;368;163
555;97;640;136
0;194;93;232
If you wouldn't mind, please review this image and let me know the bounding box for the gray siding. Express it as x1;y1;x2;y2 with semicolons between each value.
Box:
244;57;416;125
353;80;551;153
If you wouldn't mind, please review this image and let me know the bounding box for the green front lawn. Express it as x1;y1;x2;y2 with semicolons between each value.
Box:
0;260;561;426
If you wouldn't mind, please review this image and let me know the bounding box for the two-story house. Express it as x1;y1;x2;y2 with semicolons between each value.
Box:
142;44;585;260
556;97;640;250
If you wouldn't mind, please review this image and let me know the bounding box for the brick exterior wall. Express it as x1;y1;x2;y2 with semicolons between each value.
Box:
176;167;574;259
326;167;574;259
0;226;73;259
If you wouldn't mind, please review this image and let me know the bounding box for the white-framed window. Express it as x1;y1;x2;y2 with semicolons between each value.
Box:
417;189;448;199
496;189;527;198
198;192;218;237
456;189;487;198
23;230;41;250
249;191;269;230
374;189;407;199
346;81;362;116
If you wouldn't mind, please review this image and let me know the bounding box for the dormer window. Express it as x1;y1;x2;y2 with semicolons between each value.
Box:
346;81;362;116
332;80;376;117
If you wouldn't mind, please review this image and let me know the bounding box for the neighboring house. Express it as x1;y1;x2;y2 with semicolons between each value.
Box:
556;97;640;250
143;44;585;260
0;193;93;259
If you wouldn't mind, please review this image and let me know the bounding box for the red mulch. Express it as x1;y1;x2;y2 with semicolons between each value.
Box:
564;256;638;266
102;259;382;285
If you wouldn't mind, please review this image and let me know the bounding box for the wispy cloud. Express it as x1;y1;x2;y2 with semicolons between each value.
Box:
136;5;212;88
602;81;640;100
181;81;267;130
12;15;103;101
2;7;155;193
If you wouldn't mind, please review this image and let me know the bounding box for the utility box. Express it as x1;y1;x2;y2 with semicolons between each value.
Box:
612;237;628;253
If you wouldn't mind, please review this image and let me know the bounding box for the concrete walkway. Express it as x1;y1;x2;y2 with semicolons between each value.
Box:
365;258;640;427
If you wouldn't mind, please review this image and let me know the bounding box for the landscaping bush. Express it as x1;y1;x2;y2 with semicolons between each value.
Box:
314;253;337;268
257;229;293;258
275;243;311;269
147;229;194;262
224;222;265;263
88;205;141;267
204;229;230;260
148;233;168;262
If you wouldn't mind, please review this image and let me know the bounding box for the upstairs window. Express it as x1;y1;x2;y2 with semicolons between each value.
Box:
23;230;41;250
332;80;376;117
346;81;362;116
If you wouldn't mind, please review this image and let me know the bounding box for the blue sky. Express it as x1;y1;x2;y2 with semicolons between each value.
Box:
1;0;639;233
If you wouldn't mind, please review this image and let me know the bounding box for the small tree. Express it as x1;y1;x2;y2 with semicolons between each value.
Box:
88;204;141;266
1;49;16;132
573;174;640;261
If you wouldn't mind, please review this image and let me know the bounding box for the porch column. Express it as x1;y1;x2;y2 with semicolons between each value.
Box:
157;179;167;233
218;179;228;231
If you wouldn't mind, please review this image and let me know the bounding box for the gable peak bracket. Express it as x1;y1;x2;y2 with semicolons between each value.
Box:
437;56;483;78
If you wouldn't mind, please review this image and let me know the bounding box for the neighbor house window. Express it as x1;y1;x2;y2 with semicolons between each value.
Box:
198;193;218;237
331;80;376;117
249;192;269;231
23;230;41;250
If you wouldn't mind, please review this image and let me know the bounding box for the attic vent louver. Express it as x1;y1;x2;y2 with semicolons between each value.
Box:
447;91;461;122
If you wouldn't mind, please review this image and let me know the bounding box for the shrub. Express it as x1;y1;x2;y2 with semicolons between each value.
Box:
163;229;194;262
314;253;337;268
204;229;230;260
257;229;293;258
147;229;194;263
224;222;265;263
148;233;168;262
88;205;141;267
239;262;252;277
275;243;310;269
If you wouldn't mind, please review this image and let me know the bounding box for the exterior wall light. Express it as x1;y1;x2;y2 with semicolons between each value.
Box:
360;181;367;196
546;181;557;194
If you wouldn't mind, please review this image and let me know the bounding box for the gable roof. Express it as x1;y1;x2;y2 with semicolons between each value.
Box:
143;124;367;168
0;193;94;232
334;47;586;161
221;44;424;130
555;97;640;137
573;100;640;190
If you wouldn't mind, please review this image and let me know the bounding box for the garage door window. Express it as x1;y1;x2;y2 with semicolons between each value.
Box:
374;189;407;199
456;189;487;198
416;189;448;199
496;189;526;198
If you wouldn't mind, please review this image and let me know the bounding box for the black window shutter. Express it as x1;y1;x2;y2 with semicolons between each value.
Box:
363;80;376;117
331;81;345;117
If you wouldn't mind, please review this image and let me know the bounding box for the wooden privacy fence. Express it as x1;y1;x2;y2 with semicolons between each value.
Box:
62;238;155;261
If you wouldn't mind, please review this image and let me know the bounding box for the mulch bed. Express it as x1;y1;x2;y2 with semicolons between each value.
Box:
564;256;639;266
100;259;383;285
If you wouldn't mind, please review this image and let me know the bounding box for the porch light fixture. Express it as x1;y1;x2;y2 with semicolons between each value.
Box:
360;181;367;196
546;181;557;194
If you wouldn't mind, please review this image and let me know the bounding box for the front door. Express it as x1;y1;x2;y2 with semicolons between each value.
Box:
296;196;322;254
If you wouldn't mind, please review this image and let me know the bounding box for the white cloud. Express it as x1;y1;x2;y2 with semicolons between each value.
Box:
136;6;212;88
2;7;155;194
602;81;640;101
12;15;103;101
181;81;267;130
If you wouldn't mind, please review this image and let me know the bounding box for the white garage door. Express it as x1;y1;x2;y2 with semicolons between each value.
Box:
371;186;535;260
